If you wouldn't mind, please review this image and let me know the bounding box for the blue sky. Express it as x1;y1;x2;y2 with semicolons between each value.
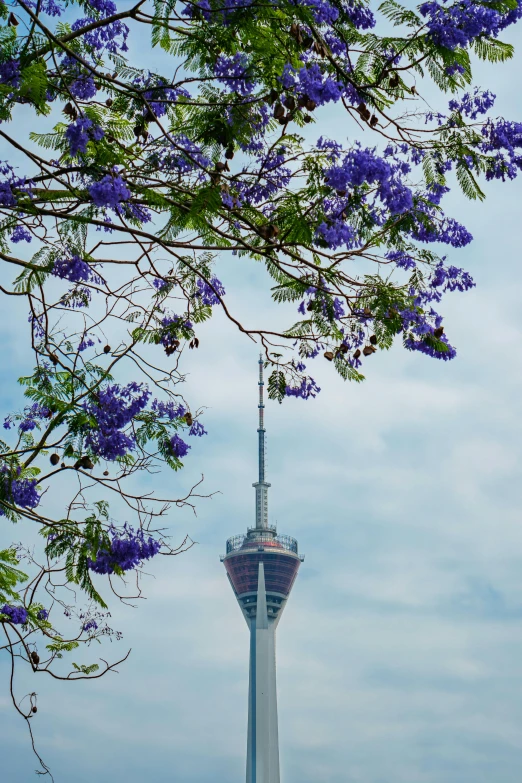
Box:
2;13;522;783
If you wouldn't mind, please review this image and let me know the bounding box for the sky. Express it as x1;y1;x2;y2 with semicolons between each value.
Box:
2;11;522;783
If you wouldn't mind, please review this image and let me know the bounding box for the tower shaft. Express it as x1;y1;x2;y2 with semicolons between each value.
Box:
246;563;280;783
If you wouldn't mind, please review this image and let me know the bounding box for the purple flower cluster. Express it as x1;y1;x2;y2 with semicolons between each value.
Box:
151;399;186;419
0;162;33;206
196;276;226;306
89;175;131;210
214;53;255;95
4;402;51;432
52;254;98;283
168;434;191;459
420;0;522;51
70;16;129;55
65;117;104;156
70;76;98;100
285;376;321;399
87;525;161;574
0;468;41;516
448;88;496;120
0;59;21;88
1;604;28;624
26;0;63;15
37;609;49;621
11;225;32;243
480;118;522;180
84;382;151;460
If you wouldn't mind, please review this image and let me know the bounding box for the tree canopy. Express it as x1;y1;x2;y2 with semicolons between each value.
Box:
0;0;521;773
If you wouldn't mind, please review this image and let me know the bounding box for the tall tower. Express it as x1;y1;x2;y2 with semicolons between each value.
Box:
221;355;304;783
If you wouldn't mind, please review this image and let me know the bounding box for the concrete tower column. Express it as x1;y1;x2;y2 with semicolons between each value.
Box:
246;562;280;783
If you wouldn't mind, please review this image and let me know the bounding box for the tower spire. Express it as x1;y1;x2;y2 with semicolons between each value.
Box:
253;354;271;529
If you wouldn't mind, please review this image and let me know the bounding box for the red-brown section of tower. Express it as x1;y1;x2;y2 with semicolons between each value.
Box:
224;550;300;597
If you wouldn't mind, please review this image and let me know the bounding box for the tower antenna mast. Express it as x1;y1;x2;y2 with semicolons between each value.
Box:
254;353;270;529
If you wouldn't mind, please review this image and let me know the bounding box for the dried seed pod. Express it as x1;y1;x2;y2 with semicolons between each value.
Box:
32;706;37;714
389;72;399;88
297;94;308;108
304;115;313;124
215;161;228;172
336;190;347;197
363;307;372;317
103;470;109;476
268;88;279;104
225;146;234;159
61;463;66;469
277;115;288;126
339;344;349;354
411;85;417;95
302;36;313;49
103;345;111;354
324;351;334;361
363;345;376;356
144;109;155;123
305;98;317;112
194;337;200;348
369;115;379;127
273;103;285;119
75;455;94;470
353;349;361;360
105;98;113;108
8;12;19;25
50;454;60;466
433;326;444;338
30;651;40;665
63;102;76;118
369;334;377;345
283;95;295;111
49;353;59;366
184;412;193;426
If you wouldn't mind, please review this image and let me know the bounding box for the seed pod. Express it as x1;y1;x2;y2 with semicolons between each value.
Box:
336;190;347;197
105;98;113;108
369;334;377;345
8;12;19;25
144;109;155;123
50;454;60;466
389;73;399;88
225;146;234;160
32;706;37;714
411;85;417;95
302;36;313;49
184;412;193;426
215;161;228;172
305;98;317;112
30;651;40;665
273;103;285;120
194;337;200;348
433;326;444;338
61;463;66;469
103;345;111;354
63;102;76;118
268;88;279;104
304;115;313;124
369;115;379;127
363;345;376;356
278;115;288;126
353;349;361;360
339;344;349;354
49;353;59;366
324;351;334;361
363;307;372;317
283;95;295;111
297;94;309;108
103;470;109;476
289;22;299;39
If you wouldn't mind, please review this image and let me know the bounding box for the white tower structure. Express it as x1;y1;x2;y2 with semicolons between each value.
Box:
221;356;304;783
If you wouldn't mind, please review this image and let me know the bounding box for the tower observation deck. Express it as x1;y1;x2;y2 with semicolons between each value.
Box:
221;355;304;783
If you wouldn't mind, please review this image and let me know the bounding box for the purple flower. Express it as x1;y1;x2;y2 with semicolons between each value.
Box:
285;376;321;399
1;605;28;624
52;254;98;283
87;525;161;575
83;619;98;631
65;117;104;157
89;175;131;209
0;60;21;88
84;383;151;460
169;434;190;459
196;276;226;306
11;225;32;243
37;609;49;621
214;53;254;95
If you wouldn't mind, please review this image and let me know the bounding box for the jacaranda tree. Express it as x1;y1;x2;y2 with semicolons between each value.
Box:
1;0;521;773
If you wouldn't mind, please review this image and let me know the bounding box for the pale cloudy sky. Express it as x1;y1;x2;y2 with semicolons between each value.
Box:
2;14;522;783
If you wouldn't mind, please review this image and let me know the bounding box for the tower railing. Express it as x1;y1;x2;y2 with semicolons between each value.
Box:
225;533;299;555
